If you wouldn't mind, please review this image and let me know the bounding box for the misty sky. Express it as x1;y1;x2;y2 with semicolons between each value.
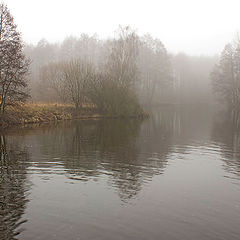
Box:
4;0;240;55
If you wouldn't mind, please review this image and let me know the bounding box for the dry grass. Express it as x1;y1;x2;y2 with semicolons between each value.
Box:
0;102;148;128
1;102;97;127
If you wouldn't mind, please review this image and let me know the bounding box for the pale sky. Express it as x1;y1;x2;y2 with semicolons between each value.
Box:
3;0;240;55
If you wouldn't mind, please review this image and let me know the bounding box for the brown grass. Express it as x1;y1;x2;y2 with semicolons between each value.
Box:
0;102;148;128
0;102;98;127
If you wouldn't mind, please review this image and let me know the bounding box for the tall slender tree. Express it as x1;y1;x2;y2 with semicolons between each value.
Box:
0;3;30;116
107;26;139;88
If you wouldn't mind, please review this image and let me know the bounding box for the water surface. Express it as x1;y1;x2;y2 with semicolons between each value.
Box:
1;107;240;240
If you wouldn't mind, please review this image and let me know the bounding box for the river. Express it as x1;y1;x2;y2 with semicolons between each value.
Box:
0;106;240;240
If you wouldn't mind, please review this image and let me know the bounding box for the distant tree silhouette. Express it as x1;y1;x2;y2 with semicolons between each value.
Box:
211;40;240;111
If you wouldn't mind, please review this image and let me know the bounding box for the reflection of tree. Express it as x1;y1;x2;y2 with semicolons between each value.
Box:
95;120;142;201
212;111;240;177
23;106;209;202
35;120;144;199
146;105;213;152
4;107;213;203
0;135;30;240
12;107;205;202
33;117;175;202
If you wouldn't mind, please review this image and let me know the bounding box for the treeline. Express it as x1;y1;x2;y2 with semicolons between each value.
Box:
212;38;240;112
173;53;217;104
25;27;217;111
211;37;240;127
25;27;172;111
25;27;143;115
1;1;219;124
4;1;240;127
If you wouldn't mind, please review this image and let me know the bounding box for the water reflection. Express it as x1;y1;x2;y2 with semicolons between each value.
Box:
5;116;176;202
0;135;30;240
1;107;240;240
31;119;165;201
3;107;214;203
212;111;240;178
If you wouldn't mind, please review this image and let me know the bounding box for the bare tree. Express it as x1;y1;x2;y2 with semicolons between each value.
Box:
63;59;95;111
91;26;141;115
39;62;69;102
0;3;30;116
107;26;139;88
138;34;172;105
211;40;240;110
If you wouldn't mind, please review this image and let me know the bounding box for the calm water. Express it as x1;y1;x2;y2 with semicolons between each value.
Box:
1;107;240;240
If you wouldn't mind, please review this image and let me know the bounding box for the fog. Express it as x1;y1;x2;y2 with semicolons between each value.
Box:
23;32;218;108
5;0;240;55
3;2;240;239
2;0;240;114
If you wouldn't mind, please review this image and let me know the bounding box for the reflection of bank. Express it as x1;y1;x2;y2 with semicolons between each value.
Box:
0;107;213;206
34;119;146;201
212;112;240;178
0;135;30;240
32;118;172;202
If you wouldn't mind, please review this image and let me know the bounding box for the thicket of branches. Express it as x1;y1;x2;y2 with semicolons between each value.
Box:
211;39;240;111
25;26;175;115
1;1;218;119
35;27;143;115
25;29;217;111
0;1;223;121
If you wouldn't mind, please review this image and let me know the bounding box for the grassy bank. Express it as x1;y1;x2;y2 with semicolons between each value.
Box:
0;103;148;128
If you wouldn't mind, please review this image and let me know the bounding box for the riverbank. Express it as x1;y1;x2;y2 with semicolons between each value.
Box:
0;103;148;128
